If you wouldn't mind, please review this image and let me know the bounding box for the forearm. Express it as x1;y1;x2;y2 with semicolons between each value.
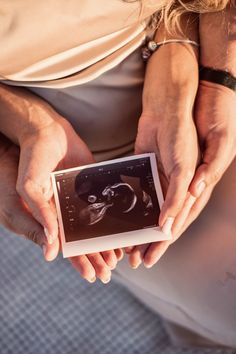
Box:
0;83;62;145
200;3;236;75
143;13;199;116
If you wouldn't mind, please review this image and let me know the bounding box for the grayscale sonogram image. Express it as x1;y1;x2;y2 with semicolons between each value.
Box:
54;156;160;242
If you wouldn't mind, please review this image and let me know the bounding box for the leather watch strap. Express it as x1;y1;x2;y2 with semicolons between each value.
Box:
199;66;236;92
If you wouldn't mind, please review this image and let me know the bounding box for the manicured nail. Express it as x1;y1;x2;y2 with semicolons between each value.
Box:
109;262;117;270
42;244;47;257
196;180;206;196
88;276;96;283
162;217;174;237
101;276;111;284
119;250;124;260
144;262;153;269
44;227;54;245
131;259;142;269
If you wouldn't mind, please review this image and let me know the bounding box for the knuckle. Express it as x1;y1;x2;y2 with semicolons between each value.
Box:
79;266;94;280
96;266;109;279
209;129;227;142
209;169;222;185
184;168;194;181
104;254;116;266
105;259;115;268
25;229;41;245
165;196;185;215
16;178;36;198
16;179;29;198
172;165;193;181
172;194;185;207
189;203;200;218
16;181;23;196
178;168;193;181
74;257;92;279
134;141;146;155
145;252;156;265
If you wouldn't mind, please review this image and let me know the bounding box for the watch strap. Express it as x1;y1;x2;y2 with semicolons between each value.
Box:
199;65;236;92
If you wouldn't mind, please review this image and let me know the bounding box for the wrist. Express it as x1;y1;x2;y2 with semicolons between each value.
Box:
200;6;236;77
0;84;63;145
143;44;198;115
18;100;65;146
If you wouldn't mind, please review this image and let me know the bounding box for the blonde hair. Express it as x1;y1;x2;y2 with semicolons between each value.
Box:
124;0;235;33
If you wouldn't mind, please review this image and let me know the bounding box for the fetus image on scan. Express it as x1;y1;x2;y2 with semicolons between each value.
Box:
78;181;153;226
55;157;160;242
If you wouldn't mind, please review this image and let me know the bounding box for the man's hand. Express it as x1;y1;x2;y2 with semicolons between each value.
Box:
16;114;123;283
189;81;236;208
0;136;54;257
0;83;123;283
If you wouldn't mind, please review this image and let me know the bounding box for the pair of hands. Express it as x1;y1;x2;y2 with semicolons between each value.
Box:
127;80;236;269
1;45;235;283
126;43;236;268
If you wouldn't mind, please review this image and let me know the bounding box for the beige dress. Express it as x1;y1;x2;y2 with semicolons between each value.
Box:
1;1;236;348
0;0;160;88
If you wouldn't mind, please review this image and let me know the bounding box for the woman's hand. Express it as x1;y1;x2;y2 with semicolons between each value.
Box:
126;40;200;269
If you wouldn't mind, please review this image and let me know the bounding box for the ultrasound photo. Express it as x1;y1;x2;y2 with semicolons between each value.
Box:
53;155;161;244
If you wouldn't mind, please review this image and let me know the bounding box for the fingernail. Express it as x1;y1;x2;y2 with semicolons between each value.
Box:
44;227;54;245
144;262;153;269
88;276;96;283
109;262;117;270
42;244;47;257
131;260;141;269
162;217;174;237
101;276;111;284
196;181;206;196
119;250;124;260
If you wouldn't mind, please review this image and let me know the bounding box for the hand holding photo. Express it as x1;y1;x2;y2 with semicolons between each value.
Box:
51;153;171;258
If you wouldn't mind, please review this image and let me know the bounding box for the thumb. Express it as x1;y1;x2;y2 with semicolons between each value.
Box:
4;200;59;261
189;136;234;198
16;177;58;244
16;140;60;244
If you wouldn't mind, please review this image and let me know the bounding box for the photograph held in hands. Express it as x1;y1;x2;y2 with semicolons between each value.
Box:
51;153;170;258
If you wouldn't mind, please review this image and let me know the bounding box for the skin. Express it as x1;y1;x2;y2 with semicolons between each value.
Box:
0;87;123;284
127;5;236;268
126;15;201;267
0;5;236;280
127;80;236;269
